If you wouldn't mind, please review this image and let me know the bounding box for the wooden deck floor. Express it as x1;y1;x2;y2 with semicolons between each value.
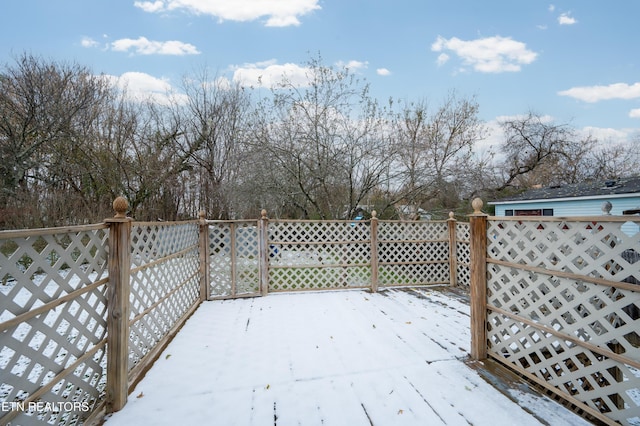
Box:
103;288;591;425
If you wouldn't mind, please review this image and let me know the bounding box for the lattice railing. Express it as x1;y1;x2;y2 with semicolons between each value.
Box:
268;220;371;291
128;222;201;372
205;217;467;295
207;221;260;298
0;225;109;426
484;216;640;425
378;221;450;287
2;209;469;423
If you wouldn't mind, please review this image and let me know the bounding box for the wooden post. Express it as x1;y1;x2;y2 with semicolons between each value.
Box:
259;210;269;296
469;198;488;360
447;212;457;287
198;211;209;302
370;211;379;293
105;197;132;413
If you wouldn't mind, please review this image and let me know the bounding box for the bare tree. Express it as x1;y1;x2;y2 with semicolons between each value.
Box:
0;54;114;227
494;111;595;190
174;69;251;219
249;55;392;219
389;92;486;217
580;136;640;181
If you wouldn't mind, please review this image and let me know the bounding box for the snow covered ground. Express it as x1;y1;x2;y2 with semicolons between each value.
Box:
103;288;591;426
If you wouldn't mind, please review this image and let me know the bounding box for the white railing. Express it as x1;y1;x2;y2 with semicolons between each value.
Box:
468;198;640;426
0;198;469;425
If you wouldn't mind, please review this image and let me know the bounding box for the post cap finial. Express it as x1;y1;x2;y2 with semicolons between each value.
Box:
471;198;484;214
261;209;268;219
113;196;128;218
449;211;455;219
371;210;377;219
199;211;206;220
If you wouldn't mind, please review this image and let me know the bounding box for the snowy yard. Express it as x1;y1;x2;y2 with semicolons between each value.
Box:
103;288;590;426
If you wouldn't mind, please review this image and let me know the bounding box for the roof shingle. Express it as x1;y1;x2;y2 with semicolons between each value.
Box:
493;176;640;202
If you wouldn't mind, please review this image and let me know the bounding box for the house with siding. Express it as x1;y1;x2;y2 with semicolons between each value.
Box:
489;176;640;217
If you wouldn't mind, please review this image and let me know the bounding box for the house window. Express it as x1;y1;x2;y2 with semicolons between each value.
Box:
515;209;542;216
542;209;554;216
505;209;513;216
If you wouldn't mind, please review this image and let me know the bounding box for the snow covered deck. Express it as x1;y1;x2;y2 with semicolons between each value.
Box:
103;288;590;425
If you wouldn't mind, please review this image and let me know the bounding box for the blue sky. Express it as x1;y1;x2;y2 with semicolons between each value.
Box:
2;0;639;147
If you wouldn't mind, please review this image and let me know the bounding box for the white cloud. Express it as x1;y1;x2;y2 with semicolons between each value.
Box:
558;82;640;102
630;109;640;119
558;12;577;25
495;113;555;124
134;0;321;27
477;116;636;163
335;60;368;72
80;37;99;48
232;59;368;88
548;4;555;12
232;60;311;88
431;35;537;73
133;1;164;13
436;53;450;66
111;37;200;55
376;68;391;76
580;126;632;142
104;72;187;105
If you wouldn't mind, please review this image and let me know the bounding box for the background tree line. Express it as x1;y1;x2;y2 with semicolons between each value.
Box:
1;53;637;229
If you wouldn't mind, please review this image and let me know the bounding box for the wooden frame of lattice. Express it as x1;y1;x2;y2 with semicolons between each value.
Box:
468;204;640;426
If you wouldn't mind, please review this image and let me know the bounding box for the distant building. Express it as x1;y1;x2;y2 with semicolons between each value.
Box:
489;176;640;217
395;204;432;221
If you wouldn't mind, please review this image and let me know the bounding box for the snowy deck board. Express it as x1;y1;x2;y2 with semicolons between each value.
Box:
103;288;590;425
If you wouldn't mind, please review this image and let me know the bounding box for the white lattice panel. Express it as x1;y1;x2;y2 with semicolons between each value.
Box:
131;222;199;268
207;222;260;298
378;263;450;286
208;223;232;298
1;226;109;425
456;222;470;242
487;309;639;424
488;262;640;360
378;221;448;241
128;223;200;370
488;219;640;285
271;220;370;243
456;223;471;288
269;266;370;291
234;223;260;295
378;221;450;286
456;263;471;289
269;221;370;291
379;240;449;263
486;217;640;425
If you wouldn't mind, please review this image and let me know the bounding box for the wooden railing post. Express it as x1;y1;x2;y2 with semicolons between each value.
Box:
370;211;379;293
469;198;488;360
198;211;209;302
259;209;269;296
447;212;457;287
105;197;132;413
